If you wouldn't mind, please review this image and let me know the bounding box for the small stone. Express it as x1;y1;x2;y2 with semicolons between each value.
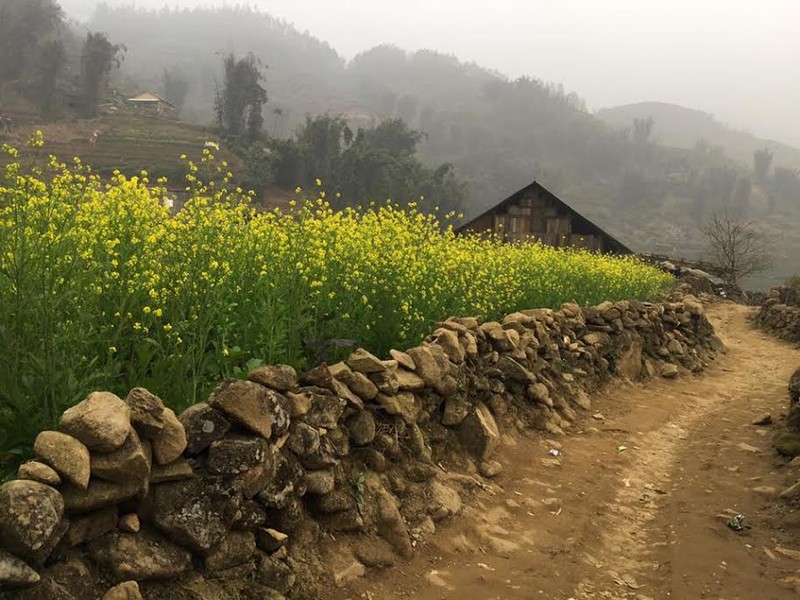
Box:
61;478;143;513
375;392;419;424
59;391;131;452
334;561;366;586
90;531;192;581
479;460;503;478
390;349;416;370
442;396;470;426
737;442;760;453
334;365;379;401
248;364;298;392
150;478;241;554
752;486;777;496
346;348;386;374
102;581;142;600
661;364;679;379
209;380;274;438
151;408;187;465
33;430;90;489
428;480;462;521
346;410;376;446
255;528;288;553
752;413;773;426
0;550;40;588
63;507;118;547
305;470;336;495
395;368;426;391
204;531;256;571
91;427;149;483
178;403;231;455
0;480;65;564
376;488;413;558
459;403;500;461
125;388;166;439
150;457;195;483
207;437;271;476
119;513;140;533
303;391;346;429
17;461;61;486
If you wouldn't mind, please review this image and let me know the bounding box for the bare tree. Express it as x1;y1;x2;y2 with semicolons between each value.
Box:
700;211;773;287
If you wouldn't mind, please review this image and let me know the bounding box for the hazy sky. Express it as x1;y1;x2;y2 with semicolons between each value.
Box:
63;0;800;146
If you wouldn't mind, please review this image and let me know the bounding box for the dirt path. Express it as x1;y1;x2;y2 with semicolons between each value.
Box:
330;302;800;600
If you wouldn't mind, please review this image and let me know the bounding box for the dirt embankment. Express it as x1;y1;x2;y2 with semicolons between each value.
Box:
332;303;800;600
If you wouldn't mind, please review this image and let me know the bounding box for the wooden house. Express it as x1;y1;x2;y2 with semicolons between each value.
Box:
456;181;633;254
125;92;177;118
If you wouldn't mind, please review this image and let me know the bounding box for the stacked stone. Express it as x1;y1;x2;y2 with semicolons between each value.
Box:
0;294;721;599
755;286;800;344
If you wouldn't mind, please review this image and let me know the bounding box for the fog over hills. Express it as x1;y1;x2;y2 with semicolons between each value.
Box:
59;0;800;149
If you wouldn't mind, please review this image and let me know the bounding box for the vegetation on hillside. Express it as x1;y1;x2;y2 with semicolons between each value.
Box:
0;140;671;466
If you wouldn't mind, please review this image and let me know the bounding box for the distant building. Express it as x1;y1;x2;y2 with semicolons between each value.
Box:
125;92;177;118
456;181;633;255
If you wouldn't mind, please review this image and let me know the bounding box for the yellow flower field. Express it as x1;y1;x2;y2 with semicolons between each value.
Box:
0;139;671;458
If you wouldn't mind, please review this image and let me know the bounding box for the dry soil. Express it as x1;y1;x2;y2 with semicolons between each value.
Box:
328;302;800;600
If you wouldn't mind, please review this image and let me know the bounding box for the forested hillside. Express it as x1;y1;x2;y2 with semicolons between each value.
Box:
5;2;799;287
598;102;800;172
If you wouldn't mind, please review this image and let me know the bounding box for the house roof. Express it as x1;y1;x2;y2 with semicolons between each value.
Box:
126;92;176;107
456;180;634;254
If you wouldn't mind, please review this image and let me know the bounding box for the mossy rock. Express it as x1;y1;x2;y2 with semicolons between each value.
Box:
775;432;800;457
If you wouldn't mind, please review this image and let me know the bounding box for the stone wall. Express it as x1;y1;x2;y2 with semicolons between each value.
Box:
0;296;722;600
754;285;800;343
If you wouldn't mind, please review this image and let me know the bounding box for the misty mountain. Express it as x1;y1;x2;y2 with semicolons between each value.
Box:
8;2;799;288
598;102;800;172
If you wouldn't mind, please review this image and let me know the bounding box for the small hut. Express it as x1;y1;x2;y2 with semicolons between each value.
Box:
456;181;632;254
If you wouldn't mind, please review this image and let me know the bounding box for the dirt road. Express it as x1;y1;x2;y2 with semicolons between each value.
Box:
331;303;800;600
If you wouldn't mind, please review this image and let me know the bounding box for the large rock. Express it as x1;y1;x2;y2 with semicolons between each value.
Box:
208;380;275;438
305;470;336;495
428;481;462;521
459;403;500;461
375;393;419;425
255;528;288;554
248;364;298;392
406;345;457;396
33;431;90;489
395;368;425;391
346;411;376;446
207;437;271;476
257;452;306;509
150;478;241;554
151;408;187;465
150;458;194;484
0;550;40;588
441;396;471;426
431;328;465;364
125;388;166;439
102;581;142;600
17;461;61;487
61;478;142;514
375;488;413;558
62;507;118;547
204;531;256;571
333;364;379;401
346;348;386;374
90;532;192;581
0;480;65;564
59;392;131;452
178;403;231;455
301;390;346;429
91;427;149;483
